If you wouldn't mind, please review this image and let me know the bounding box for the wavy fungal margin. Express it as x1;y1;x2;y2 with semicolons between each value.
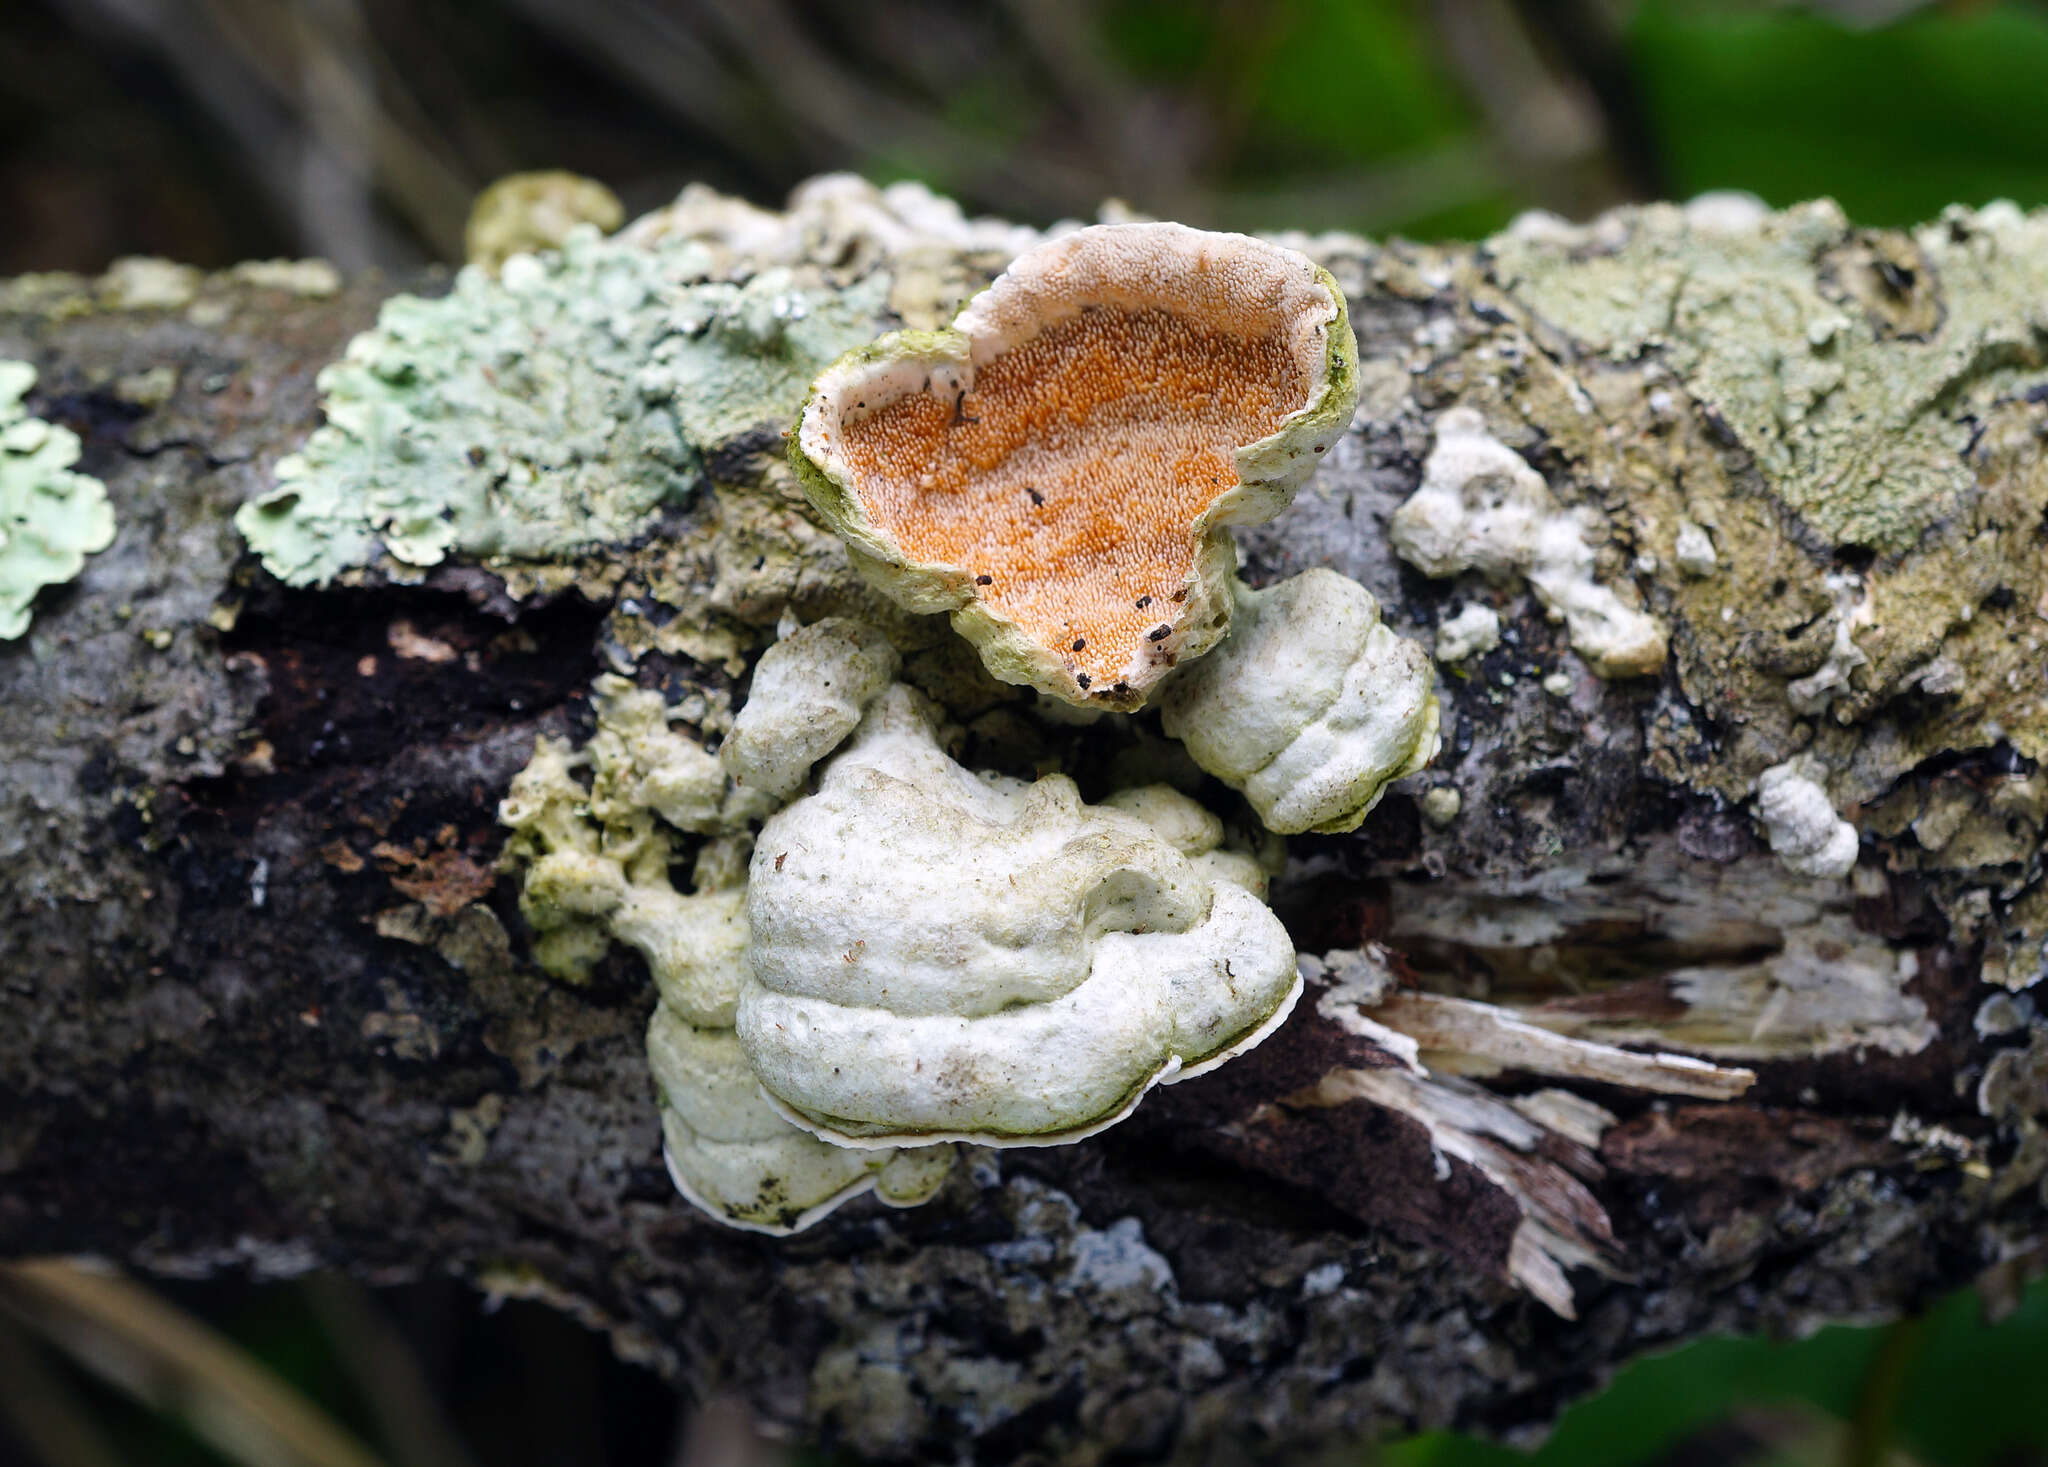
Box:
791;222;1360;710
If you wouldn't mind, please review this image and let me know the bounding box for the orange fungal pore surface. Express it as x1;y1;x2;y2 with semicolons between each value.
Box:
836;305;1311;692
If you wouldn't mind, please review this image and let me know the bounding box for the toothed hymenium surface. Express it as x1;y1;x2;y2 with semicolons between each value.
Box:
790;222;1360;709
736;685;1302;1146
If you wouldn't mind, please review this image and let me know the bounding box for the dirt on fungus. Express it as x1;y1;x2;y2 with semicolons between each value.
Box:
837;306;1310;689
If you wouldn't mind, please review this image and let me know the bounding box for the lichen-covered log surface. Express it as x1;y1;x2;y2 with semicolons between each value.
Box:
3;184;2045;1465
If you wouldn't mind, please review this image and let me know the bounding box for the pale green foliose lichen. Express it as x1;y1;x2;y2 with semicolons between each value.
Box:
236;226;886;587
0;360;116;640
1157;571;1440;835
736;683;1302;1147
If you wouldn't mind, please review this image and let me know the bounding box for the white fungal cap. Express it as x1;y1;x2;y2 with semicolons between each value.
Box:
791;222;1360;711
719;615;898;803
1753;758;1861;879
1158;570;1440;835
1392;407;1668;679
648;1006;951;1235
735;684;1302;1146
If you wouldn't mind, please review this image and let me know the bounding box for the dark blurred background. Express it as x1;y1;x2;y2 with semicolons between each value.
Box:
4;2;2048;1464
8;0;2048;278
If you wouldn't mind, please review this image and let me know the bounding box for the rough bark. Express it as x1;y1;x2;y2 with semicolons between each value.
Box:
3;187;2045;1466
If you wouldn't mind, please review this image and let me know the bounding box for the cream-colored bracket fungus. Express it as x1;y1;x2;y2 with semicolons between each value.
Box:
646;1005;954;1235
1158;570;1440;834
735;685;1302;1146
1753;758;1861;880
500;660;952;1234
791;223;1360;710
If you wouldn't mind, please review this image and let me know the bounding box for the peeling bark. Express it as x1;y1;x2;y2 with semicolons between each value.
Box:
3;186;2045;1465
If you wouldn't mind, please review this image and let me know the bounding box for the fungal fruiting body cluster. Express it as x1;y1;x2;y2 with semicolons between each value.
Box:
790;222;1360;710
1158;570;1440;835
499;633;957;1233
498;619;1313;1230
490;220;1448;1234
739;685;1301;1146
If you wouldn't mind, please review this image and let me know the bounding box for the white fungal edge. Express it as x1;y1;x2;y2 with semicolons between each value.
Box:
760;971;1306;1152
790;222;1360;706
660;1136;883;1236
658;1132;935;1236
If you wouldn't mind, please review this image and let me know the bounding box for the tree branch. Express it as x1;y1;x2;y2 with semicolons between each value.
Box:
2;182;2044;1464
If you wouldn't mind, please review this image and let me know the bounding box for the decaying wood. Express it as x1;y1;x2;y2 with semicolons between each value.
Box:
3;183;2045;1464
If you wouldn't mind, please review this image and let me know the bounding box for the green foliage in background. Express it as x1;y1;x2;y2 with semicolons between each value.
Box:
1381;1272;2048;1467
1100;0;1507;237
1083;0;2048;242
1634;1;2048;226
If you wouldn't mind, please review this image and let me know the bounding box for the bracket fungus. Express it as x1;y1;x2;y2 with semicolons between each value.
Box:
1753;758;1862;880
647;1002;952;1235
790;222;1360;710
1157;570;1440;834
497;657;955;1234
736;684;1302;1147
718;615;899;804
